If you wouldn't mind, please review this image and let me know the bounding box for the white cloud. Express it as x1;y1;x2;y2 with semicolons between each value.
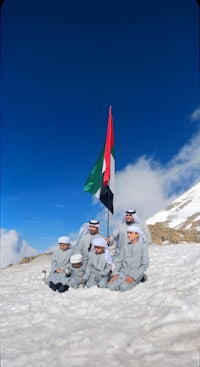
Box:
190;107;200;121
0;229;38;269
114;157;168;220
164;129;200;191
100;127;200;230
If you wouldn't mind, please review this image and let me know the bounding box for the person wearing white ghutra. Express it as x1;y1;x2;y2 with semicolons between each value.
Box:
75;219;104;265
108;225;149;292
46;236;72;293
84;237;112;288
68;254;87;289
106;209;151;261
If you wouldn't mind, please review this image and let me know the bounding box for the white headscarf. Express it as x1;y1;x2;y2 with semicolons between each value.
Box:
58;236;70;244
91;237;112;265
76;220;100;244
70;253;83;264
127;224;145;242
121;209;141;224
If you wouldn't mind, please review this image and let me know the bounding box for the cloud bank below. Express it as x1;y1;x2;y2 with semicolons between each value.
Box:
1;229;38;269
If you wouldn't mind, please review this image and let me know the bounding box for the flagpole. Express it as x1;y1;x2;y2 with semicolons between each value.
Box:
107;208;110;237
106;178;111;237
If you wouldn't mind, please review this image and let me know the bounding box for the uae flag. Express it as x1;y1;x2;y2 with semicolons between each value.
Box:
84;106;115;214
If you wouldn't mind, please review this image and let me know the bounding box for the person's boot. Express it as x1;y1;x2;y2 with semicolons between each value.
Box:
49;281;57;291
57;284;69;293
140;274;148;283
55;283;62;289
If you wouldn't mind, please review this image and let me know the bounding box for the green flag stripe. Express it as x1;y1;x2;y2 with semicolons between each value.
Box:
84;145;105;195
111;146;114;157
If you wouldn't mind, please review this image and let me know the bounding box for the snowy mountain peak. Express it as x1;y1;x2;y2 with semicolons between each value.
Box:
146;182;200;232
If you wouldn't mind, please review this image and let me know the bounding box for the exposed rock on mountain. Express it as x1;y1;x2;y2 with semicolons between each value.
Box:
146;182;200;244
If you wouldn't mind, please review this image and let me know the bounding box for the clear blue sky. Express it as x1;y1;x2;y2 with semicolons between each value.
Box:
1;0;200;256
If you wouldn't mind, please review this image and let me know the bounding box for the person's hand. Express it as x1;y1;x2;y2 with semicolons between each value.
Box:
106;237;110;244
55;268;62;273
94;274;101;282
125;276;134;284
109;274;118;283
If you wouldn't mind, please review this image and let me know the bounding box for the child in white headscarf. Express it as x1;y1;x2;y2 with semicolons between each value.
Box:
68;253;87;289
108;225;149;292
46;236;72;293
85;237;112;288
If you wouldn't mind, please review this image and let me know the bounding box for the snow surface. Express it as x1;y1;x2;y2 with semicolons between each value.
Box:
1;242;200;367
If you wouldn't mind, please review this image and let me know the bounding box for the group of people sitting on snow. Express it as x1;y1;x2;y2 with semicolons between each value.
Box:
45;209;151;293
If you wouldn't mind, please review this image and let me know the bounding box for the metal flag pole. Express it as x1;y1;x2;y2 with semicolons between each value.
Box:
107;208;110;237
106;180;111;237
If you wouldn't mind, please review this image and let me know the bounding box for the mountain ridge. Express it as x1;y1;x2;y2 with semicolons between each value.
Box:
146;182;200;243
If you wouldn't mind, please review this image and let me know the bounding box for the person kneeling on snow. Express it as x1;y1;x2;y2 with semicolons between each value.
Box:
108;225;149;292
85;237;112;288
46;236;72;293
68;253;87;288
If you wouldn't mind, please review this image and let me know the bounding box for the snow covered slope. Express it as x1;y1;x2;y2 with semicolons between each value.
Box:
1;243;200;367
146;182;200;231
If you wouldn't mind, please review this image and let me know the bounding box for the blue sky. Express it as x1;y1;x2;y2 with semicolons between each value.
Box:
1;0;200;265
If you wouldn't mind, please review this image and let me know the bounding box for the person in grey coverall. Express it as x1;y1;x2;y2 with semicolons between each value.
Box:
75;220;103;264
85;237;112;288
68;253;87;288
108;224;149;292
46;236;72;292
106;209;151;262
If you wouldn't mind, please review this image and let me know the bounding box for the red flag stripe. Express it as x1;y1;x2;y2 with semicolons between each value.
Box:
103;106;114;186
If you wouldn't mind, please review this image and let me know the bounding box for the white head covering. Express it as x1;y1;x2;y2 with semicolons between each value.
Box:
70;253;83;264
58;236;70;244
127;224;146;242
127;225;142;234
91;237;112;265
92;237;107;247
76;219;100;244
89;219;100;227
121;209;141;224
